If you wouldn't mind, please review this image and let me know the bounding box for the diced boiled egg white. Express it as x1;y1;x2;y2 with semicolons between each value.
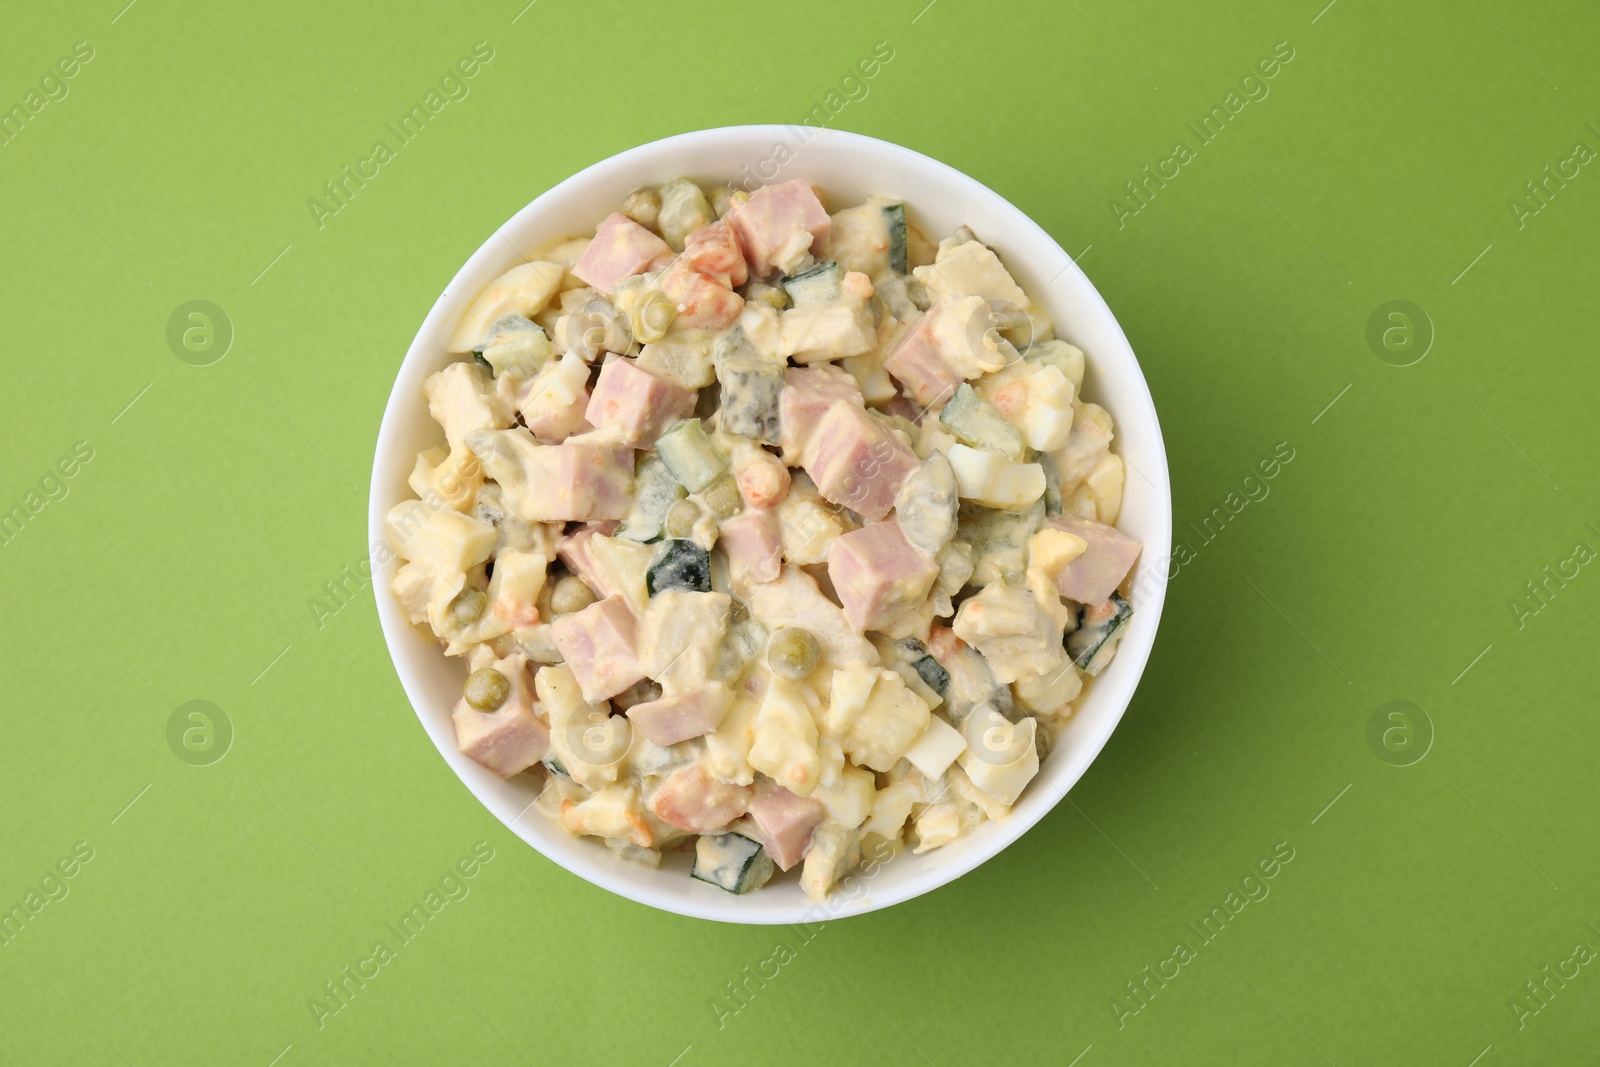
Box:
447;261;565;353
1022;365;1075;451
1085;452;1125;524
903;715;967;780
947;443;1046;508
957;713;1040;806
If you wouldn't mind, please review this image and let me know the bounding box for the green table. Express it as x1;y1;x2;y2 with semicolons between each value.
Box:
4;0;1597;1062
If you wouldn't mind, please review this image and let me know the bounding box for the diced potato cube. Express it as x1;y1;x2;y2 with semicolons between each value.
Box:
825;669;930;772
748;678;821;796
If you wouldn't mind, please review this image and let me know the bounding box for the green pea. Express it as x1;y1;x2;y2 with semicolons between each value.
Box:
703;475;743;519
465;668;511;711
767;627;820;680
449;588;488;627
550;576;597;616
664;499;700;540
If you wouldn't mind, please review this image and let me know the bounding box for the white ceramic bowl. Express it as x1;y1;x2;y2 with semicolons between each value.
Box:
370;125;1171;924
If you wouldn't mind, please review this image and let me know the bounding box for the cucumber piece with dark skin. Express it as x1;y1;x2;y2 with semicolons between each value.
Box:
692;832;776;894
714;345;784;444
939;382;1025;460
937;641;1016;727
618;453;686;543
647;539;712;595
1067;593;1133;675
781;261;843;305
880;202;907;274
912;654;951;695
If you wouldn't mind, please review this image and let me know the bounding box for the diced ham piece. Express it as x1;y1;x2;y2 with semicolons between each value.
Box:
800;404;920;521
744;781;825;870
627;684;733;746
468;428;630;524
779;365;862;462
451;655;550;777
828;520;939;631
879;393;926;425
658;256;745;331
572;212;673;291
1046;516;1143;604
531;441;634;521
883;295;1010;410
729;179;831;277
556;526;621;599
649;763;753;833
718;507;783;584
452;698;551;777
585;357;696;446
681;218;749;288
550;595;645;703
884;309;962;409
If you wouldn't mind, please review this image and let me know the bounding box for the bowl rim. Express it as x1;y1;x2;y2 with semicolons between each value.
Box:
369;124;1172;923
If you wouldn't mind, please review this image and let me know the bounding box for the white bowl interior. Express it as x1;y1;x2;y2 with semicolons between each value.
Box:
369;126;1172;923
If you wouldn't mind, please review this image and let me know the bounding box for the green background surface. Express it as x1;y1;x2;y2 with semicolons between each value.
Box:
3;0;1598;1063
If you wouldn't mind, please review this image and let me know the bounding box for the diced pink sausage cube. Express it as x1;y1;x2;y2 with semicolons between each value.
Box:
585;357;697;446
572;212;674;291
556;526;620;599
530;441;634;521
729;180;831;277
878;393;926;425
745;781;825;871
1046;516;1143;604
452;698;550;777
800;404;919;520
681;218;748;288
718;507;783;584
828;520;939;630
627;684;733;746
884;309;963;409
451;656;550;777
658;257;744;331
649;763;753;833
778;365;862;462
550;595;645;703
